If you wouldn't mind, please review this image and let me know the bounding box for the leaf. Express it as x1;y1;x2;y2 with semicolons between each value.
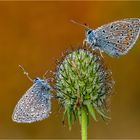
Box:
100;115;108;125
87;112;90;126
62;108;67;125
78;109;81;124
85;102;97;121
67;106;72;130
95;107;110;119
73;110;78;122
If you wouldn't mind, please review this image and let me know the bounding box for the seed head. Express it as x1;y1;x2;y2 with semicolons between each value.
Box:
55;49;113;129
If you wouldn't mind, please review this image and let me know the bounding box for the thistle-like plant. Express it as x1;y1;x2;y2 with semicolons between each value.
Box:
55;48;113;140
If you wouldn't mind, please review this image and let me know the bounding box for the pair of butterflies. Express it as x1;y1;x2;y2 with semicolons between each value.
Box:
12;18;140;123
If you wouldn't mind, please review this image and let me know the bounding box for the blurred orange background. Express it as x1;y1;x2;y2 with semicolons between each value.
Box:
0;1;140;139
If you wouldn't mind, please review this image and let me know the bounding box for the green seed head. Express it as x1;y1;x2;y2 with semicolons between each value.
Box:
55;49;114;129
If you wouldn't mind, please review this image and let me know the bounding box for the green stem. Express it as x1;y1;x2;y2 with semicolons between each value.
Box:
81;106;87;140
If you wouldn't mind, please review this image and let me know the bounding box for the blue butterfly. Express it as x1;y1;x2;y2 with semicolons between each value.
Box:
71;18;140;57
12;65;52;123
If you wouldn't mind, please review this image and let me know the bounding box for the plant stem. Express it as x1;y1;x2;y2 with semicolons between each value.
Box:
81;106;87;140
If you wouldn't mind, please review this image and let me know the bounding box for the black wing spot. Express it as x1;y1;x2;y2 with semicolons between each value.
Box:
102;30;105;33
110;25;113;28
41;104;45;107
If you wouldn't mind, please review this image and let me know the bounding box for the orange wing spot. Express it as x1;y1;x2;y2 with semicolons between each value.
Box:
123;25;128;28
123;40;129;45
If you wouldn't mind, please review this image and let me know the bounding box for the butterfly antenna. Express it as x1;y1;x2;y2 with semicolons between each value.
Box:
70;20;89;28
18;65;33;82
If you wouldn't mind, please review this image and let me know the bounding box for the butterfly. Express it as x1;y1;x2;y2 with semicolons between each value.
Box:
12;65;52;123
71;18;140;57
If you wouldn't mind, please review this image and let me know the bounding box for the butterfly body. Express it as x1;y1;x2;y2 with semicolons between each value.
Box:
12;77;52;123
84;18;140;57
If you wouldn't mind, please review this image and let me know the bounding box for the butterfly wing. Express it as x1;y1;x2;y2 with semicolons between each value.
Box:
94;18;140;57
12;83;51;123
121;18;140;27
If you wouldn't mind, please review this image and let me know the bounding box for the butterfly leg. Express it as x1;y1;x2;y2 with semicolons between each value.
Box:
99;49;104;58
83;39;88;47
95;48;104;58
48;77;55;82
89;44;95;50
43;70;55;79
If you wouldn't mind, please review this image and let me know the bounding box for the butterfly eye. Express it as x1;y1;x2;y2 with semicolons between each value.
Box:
34;77;39;81
87;30;92;34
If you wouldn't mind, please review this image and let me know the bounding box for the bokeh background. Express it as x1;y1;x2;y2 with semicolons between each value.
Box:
0;1;140;139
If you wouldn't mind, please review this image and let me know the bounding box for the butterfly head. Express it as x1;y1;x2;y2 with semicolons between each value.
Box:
70;20;96;46
34;77;50;90
85;28;96;46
